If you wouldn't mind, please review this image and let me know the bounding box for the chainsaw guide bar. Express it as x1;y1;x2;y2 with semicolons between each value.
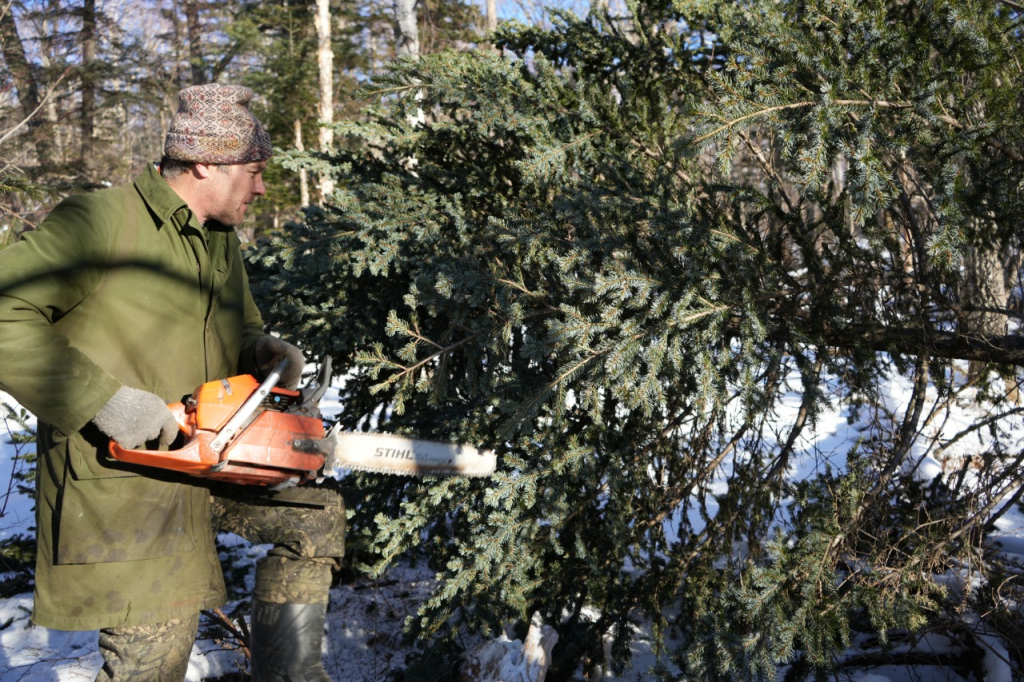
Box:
315;428;497;478
108;357;496;486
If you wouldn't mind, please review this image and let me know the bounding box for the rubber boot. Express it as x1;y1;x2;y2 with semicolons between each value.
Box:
249;600;334;681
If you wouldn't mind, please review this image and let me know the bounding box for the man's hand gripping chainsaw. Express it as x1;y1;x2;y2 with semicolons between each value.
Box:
109;357;496;486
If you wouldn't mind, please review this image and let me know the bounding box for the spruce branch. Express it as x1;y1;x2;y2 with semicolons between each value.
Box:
500;349;605;436
738;129;797;215
277;230;360;255
358;333;478;397
358;83;432;101
695;99;914;145
520;130;603;178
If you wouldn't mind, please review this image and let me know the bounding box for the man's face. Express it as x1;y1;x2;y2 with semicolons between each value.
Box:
202;161;267;226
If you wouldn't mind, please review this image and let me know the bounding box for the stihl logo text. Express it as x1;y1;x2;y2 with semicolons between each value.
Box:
375;447;414;459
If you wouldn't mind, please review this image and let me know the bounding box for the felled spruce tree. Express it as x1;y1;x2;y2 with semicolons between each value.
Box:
250;0;1024;678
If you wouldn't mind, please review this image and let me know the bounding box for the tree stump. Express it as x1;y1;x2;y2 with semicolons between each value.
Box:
461;612;559;682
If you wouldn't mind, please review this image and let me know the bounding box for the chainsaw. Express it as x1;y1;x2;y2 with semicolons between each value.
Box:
108;357;496;487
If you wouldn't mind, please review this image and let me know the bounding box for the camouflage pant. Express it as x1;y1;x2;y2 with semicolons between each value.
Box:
96;615;200;682
95;485;345;682
214;485;346;604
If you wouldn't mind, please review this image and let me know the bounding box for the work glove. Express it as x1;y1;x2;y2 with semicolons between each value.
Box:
254;335;305;389
93;386;179;450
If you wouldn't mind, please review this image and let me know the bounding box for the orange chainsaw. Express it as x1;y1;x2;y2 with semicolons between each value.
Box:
109;357;496;487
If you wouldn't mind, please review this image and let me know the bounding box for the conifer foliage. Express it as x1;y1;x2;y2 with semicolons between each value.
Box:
251;0;1024;677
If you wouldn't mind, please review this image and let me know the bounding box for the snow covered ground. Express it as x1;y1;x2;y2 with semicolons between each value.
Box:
1;363;1023;681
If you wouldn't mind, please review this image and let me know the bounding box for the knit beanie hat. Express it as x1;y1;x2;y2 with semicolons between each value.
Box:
164;84;272;164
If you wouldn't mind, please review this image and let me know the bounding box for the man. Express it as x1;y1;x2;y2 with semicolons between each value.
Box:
0;84;343;681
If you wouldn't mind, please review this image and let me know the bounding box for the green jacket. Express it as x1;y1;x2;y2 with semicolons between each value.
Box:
0;164;266;630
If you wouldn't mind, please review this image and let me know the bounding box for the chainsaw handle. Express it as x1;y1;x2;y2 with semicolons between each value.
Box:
108;400;192;460
169;401;191;435
298;355;332;410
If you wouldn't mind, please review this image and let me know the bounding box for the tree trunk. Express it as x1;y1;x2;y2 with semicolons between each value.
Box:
394;0;419;59
461;613;558;682
0;7;56;167
392;0;423;132
962;233;1010;383
315;0;334;199
80;0;98;181
486;0;498;33
295;119;310;207
185;0;206;85
38;15;64;164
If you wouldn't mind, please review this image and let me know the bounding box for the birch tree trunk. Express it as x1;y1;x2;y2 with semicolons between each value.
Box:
487;0;497;33
394;0;419;58
315;0;334;199
393;0;423;132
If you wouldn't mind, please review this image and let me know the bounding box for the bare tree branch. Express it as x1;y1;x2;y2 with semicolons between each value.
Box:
0;70;70;148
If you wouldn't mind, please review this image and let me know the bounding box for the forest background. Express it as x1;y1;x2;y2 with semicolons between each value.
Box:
5;0;1024;680
0;0;567;238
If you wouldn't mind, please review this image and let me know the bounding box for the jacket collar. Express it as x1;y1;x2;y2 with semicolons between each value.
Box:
134;163;197;231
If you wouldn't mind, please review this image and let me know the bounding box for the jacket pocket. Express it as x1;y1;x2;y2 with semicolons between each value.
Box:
56;424;143;481
55;474;196;565
46;426;197;565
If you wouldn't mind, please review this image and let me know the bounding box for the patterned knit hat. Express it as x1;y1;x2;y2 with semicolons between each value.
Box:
164;84;272;164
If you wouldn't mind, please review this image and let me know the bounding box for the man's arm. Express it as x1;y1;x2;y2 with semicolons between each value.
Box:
239;260;267;367
0;196;123;434
235;252;306;389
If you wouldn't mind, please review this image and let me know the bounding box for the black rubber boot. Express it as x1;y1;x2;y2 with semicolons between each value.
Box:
250;600;334;681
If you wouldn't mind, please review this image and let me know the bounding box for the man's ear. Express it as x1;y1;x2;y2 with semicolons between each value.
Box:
193;163;214;179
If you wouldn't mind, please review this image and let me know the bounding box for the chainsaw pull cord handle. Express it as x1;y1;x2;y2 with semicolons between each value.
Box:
209;357;289;454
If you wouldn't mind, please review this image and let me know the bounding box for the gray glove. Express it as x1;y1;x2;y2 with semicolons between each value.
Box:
254;335;305;389
93;386;179;450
